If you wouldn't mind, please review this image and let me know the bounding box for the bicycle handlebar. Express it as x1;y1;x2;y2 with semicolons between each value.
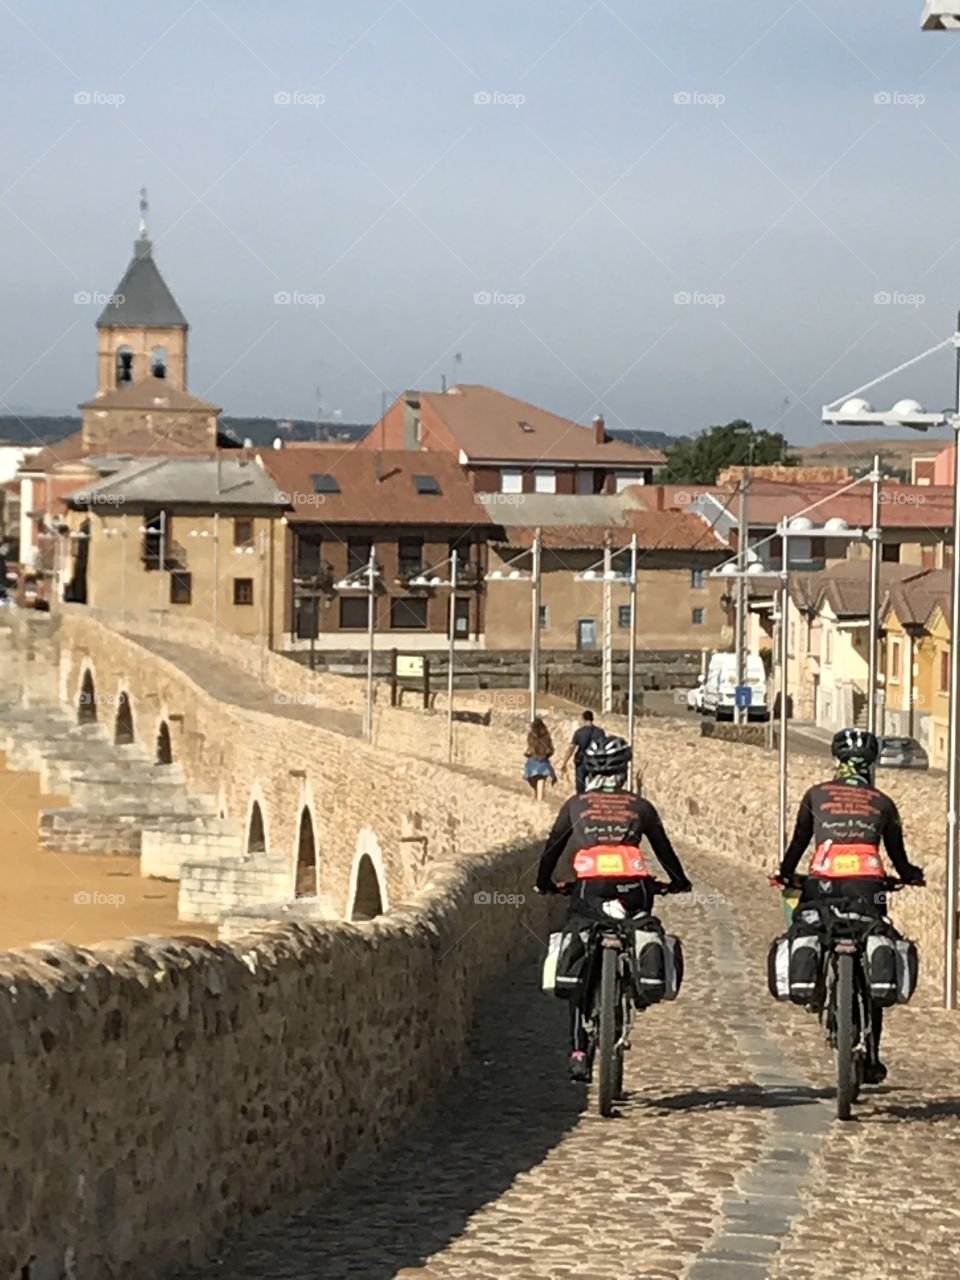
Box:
547;878;679;897
768;873;925;891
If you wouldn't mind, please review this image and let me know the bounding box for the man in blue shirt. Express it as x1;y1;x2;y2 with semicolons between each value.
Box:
560;709;605;794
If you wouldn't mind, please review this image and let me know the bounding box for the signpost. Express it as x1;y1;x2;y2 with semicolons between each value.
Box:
391;650;430;708
735;684;752;711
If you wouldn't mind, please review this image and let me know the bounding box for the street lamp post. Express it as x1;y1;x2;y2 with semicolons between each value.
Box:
822;323;960;1006
485;538;543;718
335;549;381;744
233;530;268;681
576;541;639;782
189;515;221;640
866;455;883;738
530;529;542;719
103;521;128;624
409;553;460;761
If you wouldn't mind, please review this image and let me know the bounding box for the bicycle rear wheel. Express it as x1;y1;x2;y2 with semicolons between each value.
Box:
836;953;857;1121
597;947;618;1117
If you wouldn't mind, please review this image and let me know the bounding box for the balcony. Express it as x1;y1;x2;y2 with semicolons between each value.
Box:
293;560;335;589
142;539;187;571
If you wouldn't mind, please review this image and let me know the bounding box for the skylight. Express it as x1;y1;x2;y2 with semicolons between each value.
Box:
310;473;340;494
413;474;442;495
518;420;535;433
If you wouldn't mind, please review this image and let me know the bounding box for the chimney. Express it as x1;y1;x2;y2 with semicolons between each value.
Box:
593;414;606;444
375;449;382;483
441;374;447;393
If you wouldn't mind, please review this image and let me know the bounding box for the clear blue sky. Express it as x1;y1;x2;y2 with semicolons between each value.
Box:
2;0;959;448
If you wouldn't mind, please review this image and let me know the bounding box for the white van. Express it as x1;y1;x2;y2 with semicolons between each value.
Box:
701;652;769;721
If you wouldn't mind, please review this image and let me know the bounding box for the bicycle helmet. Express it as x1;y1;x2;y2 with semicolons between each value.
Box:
583;734;632;777
831;728;879;766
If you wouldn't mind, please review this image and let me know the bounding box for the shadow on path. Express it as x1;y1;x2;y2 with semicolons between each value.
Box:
646;1082;833;1113
173;969;579;1280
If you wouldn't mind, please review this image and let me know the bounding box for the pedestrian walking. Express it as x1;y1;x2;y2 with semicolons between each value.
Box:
560;709;606;793
524;717;557;801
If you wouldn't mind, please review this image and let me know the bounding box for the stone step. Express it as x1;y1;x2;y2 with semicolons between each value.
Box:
178;855;296;923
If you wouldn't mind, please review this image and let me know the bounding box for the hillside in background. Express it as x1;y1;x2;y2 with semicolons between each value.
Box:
607;427;686;450
790;435;946;480
0;416;371;448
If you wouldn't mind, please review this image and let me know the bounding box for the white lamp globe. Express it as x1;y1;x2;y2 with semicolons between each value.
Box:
840;398;873;417
788;516;814;532
890;398;924;419
823;517;849;533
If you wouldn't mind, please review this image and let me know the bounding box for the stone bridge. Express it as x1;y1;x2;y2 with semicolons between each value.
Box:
2;609;960;1279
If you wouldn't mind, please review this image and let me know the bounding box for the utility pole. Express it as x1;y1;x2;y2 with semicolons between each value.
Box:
529;529;542;719
602;539;613;714
734;469;750;725
866;454;882;738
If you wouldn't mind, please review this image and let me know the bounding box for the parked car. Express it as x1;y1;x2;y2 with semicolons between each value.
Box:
702;652;770;721
876;736;929;770
686;677;705;713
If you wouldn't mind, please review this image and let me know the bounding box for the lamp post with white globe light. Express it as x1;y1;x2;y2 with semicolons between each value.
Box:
822;323;960;1005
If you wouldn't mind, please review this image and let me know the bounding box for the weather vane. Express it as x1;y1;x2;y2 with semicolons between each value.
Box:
139;187;149;238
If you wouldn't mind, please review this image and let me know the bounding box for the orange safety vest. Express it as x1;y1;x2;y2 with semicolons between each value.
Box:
573;844;650;879
809;840;886;879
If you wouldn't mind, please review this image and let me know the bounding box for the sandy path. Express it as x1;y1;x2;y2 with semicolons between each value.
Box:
0;753;214;953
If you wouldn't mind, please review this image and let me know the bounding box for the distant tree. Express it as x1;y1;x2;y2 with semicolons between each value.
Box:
662;420;794;485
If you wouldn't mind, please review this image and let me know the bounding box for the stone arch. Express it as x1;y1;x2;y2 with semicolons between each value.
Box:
114;691;134;745
155;719;173;765
247;801;266;854
77;668;97;725
294;806;318;898
347;828;390;920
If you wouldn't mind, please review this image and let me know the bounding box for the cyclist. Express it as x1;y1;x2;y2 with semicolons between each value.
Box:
535;734;692;1081
776;726;925;1083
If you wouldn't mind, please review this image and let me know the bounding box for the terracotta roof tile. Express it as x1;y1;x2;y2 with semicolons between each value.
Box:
417;385;666;465
494;509;729;552
256;447;491;527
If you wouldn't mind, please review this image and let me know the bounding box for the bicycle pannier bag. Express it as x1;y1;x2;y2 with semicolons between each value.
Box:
787;930;823;1005
767;934;791;1001
662;932;684;1001
552;928;592;1000
541;932;563;993
866;933;918;1006
632;926;684;1005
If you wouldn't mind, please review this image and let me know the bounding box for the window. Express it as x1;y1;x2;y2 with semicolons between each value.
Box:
234;518;253;547
310;473;340;494
882;543;901;563
295;536;321;577
518;419;535;433
116;346;134;386
413;474;442;495
941;650;950;694
500;469;523;494
788;536;812;565
690;565;704;590
340;596;369;629
347;537;372;573
615;472;644;493
170;572;191;605
454;597;470;637
889;637;901;682
538;604;549;629
398;535;423;577
691;607;705;626
233;578;254;606
576;469;595;495
150;345;167;379
618;604;631;628
390;596;428;629
534;469;556;494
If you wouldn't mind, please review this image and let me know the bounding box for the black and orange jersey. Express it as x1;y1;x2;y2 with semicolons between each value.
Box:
781;779;913;880
536;789;688;892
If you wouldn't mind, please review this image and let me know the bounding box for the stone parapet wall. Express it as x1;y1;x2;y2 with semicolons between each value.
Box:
0;838;553;1278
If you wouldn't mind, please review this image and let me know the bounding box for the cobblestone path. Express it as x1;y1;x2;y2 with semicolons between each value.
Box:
181;847;960;1280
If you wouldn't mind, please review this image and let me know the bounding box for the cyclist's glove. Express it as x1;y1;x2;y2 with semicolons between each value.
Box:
904;864;926;885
